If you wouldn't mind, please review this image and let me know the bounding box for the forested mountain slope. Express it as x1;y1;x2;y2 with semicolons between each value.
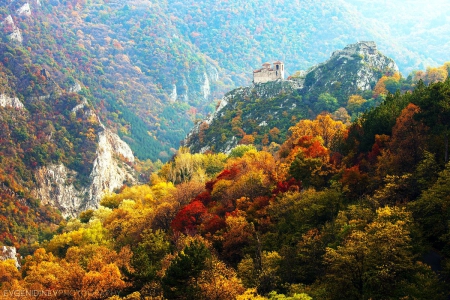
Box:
0;0;227;161
168;0;450;77
3;77;450;299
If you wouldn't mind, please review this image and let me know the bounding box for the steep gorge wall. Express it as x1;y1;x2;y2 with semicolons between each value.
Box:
0;92;137;218
33;127;135;218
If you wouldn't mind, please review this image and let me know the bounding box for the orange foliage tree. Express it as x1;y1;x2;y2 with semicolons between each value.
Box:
387;103;428;173
282;113;347;152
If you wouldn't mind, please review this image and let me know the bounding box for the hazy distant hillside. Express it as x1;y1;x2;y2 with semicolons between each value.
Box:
345;0;450;71
169;0;450;80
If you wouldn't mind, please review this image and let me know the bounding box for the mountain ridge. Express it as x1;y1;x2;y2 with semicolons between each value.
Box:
185;41;398;153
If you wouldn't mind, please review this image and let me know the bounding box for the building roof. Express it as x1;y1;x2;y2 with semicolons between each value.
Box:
273;61;283;64
254;68;274;73
262;62;271;66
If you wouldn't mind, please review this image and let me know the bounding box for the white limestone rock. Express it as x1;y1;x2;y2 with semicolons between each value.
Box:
1;15;14;26
182;78;189;102
17;3;31;17
84;128;135;210
9;28;23;43
307;41;398;93
206;63;219;82
0;246;20;269
29;94;51;101
1;15;23;43
170;84;177;102
223;136;238;154
68;81;82;93
33;163;83;217
0;94;25;109
71;98;88;113
33;106;135;217
202;72;211;100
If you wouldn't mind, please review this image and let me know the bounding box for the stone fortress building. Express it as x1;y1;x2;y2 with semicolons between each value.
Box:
253;61;284;83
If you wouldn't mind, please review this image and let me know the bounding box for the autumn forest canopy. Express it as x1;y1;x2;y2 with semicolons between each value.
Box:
2;76;450;299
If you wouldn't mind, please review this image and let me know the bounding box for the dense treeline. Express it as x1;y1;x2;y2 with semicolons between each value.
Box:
2;79;450;299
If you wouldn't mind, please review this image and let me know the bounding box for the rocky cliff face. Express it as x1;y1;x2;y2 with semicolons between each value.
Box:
33;126;135;218
23;81;136;217
303;41;398;97
0;94;25;109
16;3;31;17
0;90;137;218
0;15;23;43
185;42;398;154
170;62;220;106
0;246;20;268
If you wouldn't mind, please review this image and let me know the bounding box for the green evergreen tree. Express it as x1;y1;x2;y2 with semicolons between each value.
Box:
412;79;450;162
162;241;211;299
410;162;450;250
130;230;170;290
